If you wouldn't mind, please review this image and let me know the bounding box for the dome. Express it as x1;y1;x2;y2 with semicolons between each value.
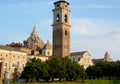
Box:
25;25;45;50
104;51;113;62
43;40;52;50
104;51;110;59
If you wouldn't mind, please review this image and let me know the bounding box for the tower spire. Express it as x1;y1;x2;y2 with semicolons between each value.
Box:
31;24;38;37
33;24;37;33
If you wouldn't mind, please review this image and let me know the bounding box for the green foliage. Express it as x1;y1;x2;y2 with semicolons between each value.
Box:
20;58;43;82
21;57;86;82
10;80;120;84
60;57;85;81
86;61;120;79
40;62;51;81
46;57;62;80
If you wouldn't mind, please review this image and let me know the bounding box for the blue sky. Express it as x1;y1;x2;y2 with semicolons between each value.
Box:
0;0;120;60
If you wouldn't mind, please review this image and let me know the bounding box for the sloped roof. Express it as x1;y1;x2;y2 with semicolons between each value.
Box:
92;59;104;64
0;45;26;53
70;51;90;56
54;0;69;5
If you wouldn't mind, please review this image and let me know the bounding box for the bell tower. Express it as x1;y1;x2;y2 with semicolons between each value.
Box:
52;0;70;58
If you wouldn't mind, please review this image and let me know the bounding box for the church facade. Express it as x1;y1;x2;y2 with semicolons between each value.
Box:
71;51;94;69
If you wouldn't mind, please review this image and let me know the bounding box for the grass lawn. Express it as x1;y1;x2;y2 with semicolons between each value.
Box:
10;80;120;84
86;80;120;84
10;81;81;84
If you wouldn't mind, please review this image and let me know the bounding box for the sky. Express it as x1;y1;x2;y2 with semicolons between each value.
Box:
0;0;120;60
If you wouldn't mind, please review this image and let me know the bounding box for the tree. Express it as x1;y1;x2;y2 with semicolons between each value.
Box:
86;61;120;79
62;57;86;81
40;62;51;82
46;57;63;81
20;58;42;82
113;61;120;78
21;57;86;82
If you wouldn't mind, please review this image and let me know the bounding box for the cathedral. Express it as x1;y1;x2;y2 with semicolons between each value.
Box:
0;0;113;83
7;24;52;57
7;0;71;59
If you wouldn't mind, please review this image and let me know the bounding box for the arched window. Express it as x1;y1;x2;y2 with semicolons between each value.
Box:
65;30;67;35
78;58;80;61
30;42;33;49
12;63;15;67
56;14;60;22
5;63;7;67
47;51;50;56
56;4;59;7
65;14;68;22
65;5;67;7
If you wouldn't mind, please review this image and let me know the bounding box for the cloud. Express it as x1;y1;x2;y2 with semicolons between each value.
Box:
71;18;120;39
70;18;120;60
111;31;120;39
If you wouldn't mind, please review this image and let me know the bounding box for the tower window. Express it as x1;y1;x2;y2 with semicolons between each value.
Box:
65;5;67;7
56;4;59;7
65;30;67;35
56;14;60;22
65;14;68;22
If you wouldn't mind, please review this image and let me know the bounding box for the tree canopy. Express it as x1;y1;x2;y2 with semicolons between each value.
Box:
86;61;120;79
20;57;86;82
